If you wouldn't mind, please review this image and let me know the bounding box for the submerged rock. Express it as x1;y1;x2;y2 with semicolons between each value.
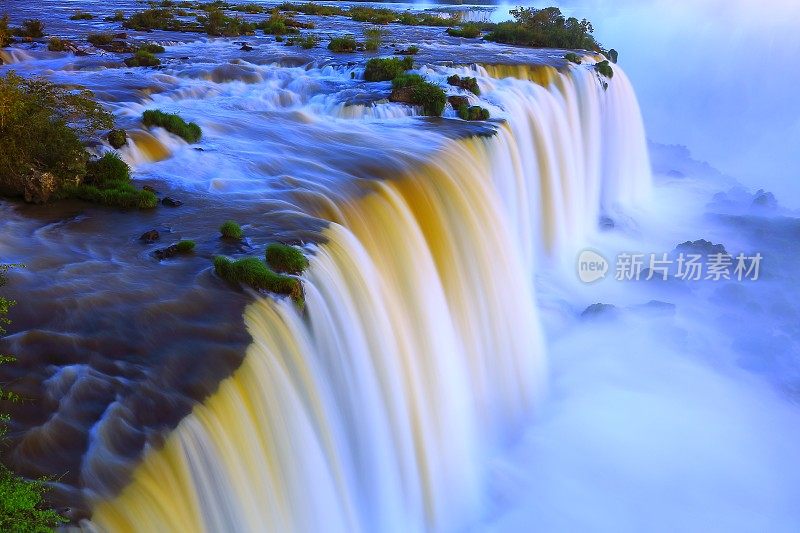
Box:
161;196;182;207
139;230;160;243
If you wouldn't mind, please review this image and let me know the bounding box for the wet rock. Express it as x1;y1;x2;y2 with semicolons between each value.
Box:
107;129;127;149
161;196;182;207
142;185;158;194
581;303;618;319
240;43;254;51
154;245;179;260
448;95;469;109
139;230;160;244
389;86;415;105
674;239;728;256
23;170;59;204
99;40;135;54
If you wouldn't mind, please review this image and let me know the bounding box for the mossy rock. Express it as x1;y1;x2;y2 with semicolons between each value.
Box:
363;56;413;82
446;74;480;96
107;129;127;149
142;110;201;143
220;220;243;240
390;74;446;117
457;105;490;121
265;243;309;275
214;256;304;307
595;60;613;79
564;52;582;65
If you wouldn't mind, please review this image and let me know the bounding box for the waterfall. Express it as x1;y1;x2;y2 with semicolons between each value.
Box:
83;62;651;533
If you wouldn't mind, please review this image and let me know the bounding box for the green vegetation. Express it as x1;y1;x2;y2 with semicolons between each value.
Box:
175;239;196;252
219;220;243;239
124;49;161;67
140;43;166;54
198;9;255;36
286;34;318;49
595;59;613;78
213;256;304;306
485;7;600;50
0;15;11;46
256;10;299;36
457;105;490;121
107;129;127;149
105;10;126;23
230;3;266;14
446;24;481;38
69;12;94;21
0;71;112;203
47;37;68;51
276;3;344;16
364;28;384;52
1;268;68;532
328;35;357;53
61;152;158;208
87;33;114;46
391;74;446;117
564;52;582;64
141;110;202;143
349;7;396;25
123;9;178;31
446;74;480;95
364;56;413;82
13;19;45;39
399;45;419;55
265;243;309;274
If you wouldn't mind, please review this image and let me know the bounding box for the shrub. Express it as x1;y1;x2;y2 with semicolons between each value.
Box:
397;11;457;27
265;243;309;274
105;11;126;22
484;7;600;50
175;240;196;253
0;15;11;46
87;33;114;46
364;56;413;82
0;72;112;203
198;9;255;37
62;153;158;208
364;28;384;52
400;45;419;55
390;74;446;117
141;110;202;142
69;12;94;21
276;3;344;16
213;256;304;306
595;59;613;79
231;3;266;14
293;34;318;49
107;129;128;149
446;24;481;38
14;19;45;38
124;50;161;67
140;43;165;54
219;220;243;239
328;35;357;53
446;74;480;95
349;7;396;25
48;37;68;51
564;52;582;64
457;105;490;121
392;73;425;89
256;11;298;36
123;9;177;31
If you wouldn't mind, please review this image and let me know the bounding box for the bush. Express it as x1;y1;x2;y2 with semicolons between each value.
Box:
139;43;165;54
484;7;600;50
0;15;11;47
105;11;126;22
364;56;413;82
48;37;68;51
230;3;266;14
446;24;481;38
124;50;161;67
70;12;94;21
595;59;613;79
0;72;112;203
328;35;357;53
14;19;45;38
390;74;446;117
198;9;255;37
446;74;480;95
219;220;243;239
123;9;177;31
400;45;419;55
175;240;196;253
213;256;304;306
364;28;383;52
292;34;318;49
265;243;308;274
87;33;114;46
457;105;490;121
141;110;202;143
349;7;396;25
277;3;344;16
62;153;158;208
256;11;298;36
564;52;582;64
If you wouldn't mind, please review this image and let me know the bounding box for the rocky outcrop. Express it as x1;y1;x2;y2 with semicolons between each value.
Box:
0;168;78;204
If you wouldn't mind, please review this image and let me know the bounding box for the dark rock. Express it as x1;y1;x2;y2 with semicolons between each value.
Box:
161;196;183;207
240;43;254;51
448;95;469;109
23;170;60;204
581;303;618;319
140;230;160;243
389;86;415;105
99;40;135;54
142;185;158;194
154;244;178;260
674;239;728;257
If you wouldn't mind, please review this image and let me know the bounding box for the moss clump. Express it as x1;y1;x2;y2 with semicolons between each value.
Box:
457;105;490;121
139;43;165;54
69;12;94;21
107;129;128;149
48;37;68;51
266;243;308;275
446;74;480;95
390;75;446;117
595;59;613;79
219;220;243;239
328;35;357;53
213;256;304;306
446;24;481;38
124;50;161;67
62;153;157;208
564;52;582;64
142;110;202;143
399;45;419;55
87;33;114;46
175;239;196;253
364;56;413;82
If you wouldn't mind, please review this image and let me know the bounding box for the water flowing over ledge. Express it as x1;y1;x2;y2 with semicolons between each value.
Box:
83;62;651;532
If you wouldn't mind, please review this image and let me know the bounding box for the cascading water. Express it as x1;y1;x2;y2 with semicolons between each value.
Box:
82;61;652;532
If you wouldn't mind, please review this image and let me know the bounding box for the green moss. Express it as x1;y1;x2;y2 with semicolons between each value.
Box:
446;74;480;95
124;50;161;67
457;105;490;121
265;243;309;274
142;110;202;143
61;153;157;208
564;52;582;64
364;56;413;82
214;256;304;306
175;239;196;253
328;35;357;53
69;12;94;21
139;43;166;54
446;24;481;38
219;220;243;239
87;32;114;46
595;59;613;79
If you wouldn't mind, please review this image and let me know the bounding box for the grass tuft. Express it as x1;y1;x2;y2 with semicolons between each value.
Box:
142;110;202;142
